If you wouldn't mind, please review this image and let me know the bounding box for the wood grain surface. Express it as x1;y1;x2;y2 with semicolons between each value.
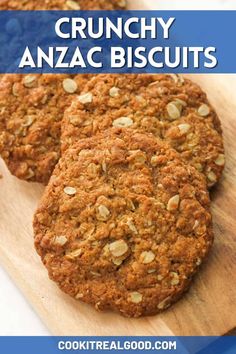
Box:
0;74;235;336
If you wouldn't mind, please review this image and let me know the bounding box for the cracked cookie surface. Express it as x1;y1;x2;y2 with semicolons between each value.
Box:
34;128;213;317
0;0;126;10
0;74;90;183
62;74;225;187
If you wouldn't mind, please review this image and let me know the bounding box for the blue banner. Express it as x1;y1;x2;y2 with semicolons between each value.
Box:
0;336;235;354
0;10;235;73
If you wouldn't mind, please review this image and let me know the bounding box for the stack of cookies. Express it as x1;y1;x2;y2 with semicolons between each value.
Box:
0;1;225;318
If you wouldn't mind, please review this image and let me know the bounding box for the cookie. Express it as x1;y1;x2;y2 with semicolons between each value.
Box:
0;74;90;184
34;128;213;317
62;74;225;187
0;0;126;10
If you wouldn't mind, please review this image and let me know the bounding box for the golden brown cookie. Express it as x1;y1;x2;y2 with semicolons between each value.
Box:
34;128;213;317
0;0;126;10
62;74;225;187
0;74;90;184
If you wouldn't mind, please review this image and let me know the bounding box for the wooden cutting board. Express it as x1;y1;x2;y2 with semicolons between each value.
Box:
0;74;235;337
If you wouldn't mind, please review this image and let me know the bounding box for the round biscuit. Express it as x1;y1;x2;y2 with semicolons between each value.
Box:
34;128;213;317
62;74;225;188
0;74;90;183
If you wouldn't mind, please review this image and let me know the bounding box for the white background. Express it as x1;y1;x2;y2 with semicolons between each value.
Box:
0;0;236;336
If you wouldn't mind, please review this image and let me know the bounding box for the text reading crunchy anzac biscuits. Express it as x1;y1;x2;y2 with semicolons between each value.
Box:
34;128;213;317
62;74;224;188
